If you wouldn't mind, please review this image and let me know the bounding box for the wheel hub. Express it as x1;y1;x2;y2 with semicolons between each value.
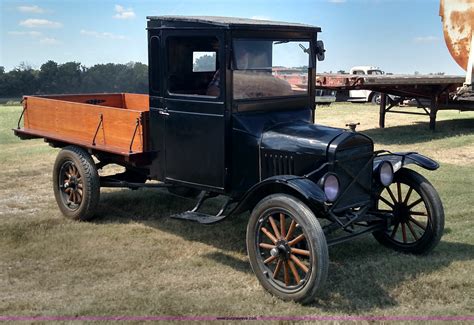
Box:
274;240;291;260
393;203;410;223
66;176;78;190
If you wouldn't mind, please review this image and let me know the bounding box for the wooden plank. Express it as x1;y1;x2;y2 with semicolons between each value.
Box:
316;74;465;88
360;75;465;86
42;93;124;108
23;96;148;154
14;128;144;156
123;93;149;111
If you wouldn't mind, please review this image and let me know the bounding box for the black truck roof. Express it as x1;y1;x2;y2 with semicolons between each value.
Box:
146;15;321;32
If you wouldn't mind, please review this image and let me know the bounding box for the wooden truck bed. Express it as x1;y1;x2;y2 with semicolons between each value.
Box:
14;93;150;157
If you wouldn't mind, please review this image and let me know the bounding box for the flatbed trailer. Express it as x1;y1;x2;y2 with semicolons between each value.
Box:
316;74;472;130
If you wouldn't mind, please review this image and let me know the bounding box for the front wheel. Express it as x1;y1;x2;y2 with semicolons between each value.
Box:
372;168;444;254
246;194;328;304
53;146;100;221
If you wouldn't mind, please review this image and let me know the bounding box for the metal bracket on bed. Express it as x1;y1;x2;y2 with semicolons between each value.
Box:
129;117;141;153
17;102;26;129
92;114;103;146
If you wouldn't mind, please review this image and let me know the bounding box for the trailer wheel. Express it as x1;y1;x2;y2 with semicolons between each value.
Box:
371;92;381;105
247;194;328;304
53;146;100;221
373;168;444;254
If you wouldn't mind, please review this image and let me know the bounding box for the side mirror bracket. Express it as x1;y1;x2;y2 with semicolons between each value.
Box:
316;40;326;61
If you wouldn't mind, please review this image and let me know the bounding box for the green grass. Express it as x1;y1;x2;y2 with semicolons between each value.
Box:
1;104;473;317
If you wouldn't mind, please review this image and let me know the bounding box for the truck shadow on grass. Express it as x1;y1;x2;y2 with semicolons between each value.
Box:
95;189;473;312
362;118;474;145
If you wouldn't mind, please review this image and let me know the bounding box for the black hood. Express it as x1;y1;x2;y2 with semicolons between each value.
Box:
261;121;345;157
259;120;373;180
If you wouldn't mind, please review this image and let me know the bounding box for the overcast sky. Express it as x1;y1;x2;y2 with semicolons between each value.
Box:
0;0;466;75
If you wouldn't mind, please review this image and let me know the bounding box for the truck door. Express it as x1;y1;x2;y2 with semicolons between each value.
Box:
161;31;226;191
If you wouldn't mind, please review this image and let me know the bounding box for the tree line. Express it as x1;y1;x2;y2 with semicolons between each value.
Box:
0;61;148;98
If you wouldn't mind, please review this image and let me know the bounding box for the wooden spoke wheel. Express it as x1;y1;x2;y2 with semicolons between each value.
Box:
373;168;444;254
53;146;100;221
247;194;328;304
58;161;84;210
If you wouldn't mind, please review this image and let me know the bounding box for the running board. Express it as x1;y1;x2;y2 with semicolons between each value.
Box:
170;192;233;224
170;211;228;224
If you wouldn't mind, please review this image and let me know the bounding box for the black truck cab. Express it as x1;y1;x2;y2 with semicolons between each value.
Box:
147;16;323;195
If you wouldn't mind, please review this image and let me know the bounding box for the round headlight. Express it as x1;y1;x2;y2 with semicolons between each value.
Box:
379;161;394;187
323;174;340;202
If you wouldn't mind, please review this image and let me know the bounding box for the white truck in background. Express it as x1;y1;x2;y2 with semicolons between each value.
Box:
348;66;384;104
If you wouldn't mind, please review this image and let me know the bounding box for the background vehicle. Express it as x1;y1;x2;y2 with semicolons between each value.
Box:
348;66;385;104
315;89;337;105
13;16;445;304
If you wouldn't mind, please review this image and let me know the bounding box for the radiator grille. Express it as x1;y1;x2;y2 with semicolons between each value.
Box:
333;144;373;210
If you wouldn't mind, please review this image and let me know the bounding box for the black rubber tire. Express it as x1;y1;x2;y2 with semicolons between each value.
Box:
372;168;444;254
371;92;381;105
167;186;201;198
246;194;328;304
53;146;100;221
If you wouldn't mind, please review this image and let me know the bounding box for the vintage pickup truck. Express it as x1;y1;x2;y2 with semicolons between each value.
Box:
14;16;444;304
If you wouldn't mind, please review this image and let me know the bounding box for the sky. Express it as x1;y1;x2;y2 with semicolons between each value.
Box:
0;0;466;75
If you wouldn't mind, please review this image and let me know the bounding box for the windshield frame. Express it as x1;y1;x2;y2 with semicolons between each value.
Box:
230;37;313;101
231;38;314;71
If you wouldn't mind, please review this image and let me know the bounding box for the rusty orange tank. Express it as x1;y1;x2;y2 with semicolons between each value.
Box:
440;0;474;71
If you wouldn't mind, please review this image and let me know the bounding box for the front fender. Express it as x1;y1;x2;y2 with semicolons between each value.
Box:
374;152;439;173
230;175;327;216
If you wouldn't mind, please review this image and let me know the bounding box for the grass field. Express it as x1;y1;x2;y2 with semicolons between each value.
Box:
1;103;473;318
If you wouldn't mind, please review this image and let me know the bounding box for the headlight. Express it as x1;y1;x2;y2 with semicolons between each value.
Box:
379;161;394;187
322;173;340;202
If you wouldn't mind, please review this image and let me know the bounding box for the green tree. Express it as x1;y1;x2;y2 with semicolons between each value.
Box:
0;67;6;97
56;62;82;93
118;62;148;93
193;54;216;72
2;60;150;96
38;60;59;94
5;63;38;97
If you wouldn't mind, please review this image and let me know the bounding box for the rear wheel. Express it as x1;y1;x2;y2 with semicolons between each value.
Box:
372;168;444;254
247;194;328;304
53;146;100;221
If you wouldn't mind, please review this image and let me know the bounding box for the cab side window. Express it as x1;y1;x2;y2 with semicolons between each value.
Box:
167;36;220;97
149;36;160;95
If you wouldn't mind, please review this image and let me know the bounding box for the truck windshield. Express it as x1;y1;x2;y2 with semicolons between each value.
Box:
232;39;310;100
